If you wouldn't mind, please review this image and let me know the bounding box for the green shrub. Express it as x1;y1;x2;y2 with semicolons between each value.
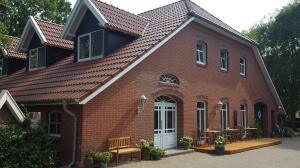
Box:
150;147;165;158
93;152;112;163
137;139;151;150
179;136;193;149
0;124;58;168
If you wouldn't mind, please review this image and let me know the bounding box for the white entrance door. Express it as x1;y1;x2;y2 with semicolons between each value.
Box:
154;97;177;149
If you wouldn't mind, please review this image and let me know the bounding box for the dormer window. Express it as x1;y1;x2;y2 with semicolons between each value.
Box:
78;30;104;62
29;47;46;71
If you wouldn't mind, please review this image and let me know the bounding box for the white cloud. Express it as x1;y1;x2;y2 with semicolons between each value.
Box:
68;0;289;31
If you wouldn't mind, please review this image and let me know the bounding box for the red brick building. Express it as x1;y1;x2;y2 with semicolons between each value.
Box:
0;0;284;167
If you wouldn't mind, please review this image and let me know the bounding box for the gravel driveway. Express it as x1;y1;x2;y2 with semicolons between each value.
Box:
117;137;300;168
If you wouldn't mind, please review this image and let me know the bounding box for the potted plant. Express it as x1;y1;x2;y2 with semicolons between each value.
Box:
214;136;225;155
150;147;165;160
84;149;96;168
179;136;193;149
137;139;152;160
93;152;112;168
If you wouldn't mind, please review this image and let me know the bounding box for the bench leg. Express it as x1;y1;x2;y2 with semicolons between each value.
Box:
116;154;119;167
131;153;133;160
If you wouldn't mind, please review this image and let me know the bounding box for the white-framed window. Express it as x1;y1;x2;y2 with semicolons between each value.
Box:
240;57;246;76
197;101;207;132
220;103;229;130
49;111;61;137
78;30;104;62
220;49;229;71
196;41;207;65
240;104;247;128
29;46;46;71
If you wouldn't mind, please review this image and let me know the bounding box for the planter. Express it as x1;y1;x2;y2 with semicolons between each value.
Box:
182;144;191;150
94;162;108;168
150;154;161;160
84;158;94;168
141;148;150;160
214;146;225;155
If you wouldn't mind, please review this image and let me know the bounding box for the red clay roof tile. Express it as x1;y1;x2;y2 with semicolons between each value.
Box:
2;35;26;60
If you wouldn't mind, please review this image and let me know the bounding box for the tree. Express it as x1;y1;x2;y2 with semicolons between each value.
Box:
245;0;300;129
1;0;71;38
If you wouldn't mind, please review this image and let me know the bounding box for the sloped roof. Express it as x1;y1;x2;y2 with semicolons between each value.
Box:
0;0;283;110
92;0;149;36
17;16;73;52
1;35;26;60
36;19;74;50
0;0;189;103
0;90;25;123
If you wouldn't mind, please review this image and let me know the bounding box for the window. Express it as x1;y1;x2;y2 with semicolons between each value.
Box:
220;49;229;71
0;59;3;76
240;104;247;128
29;47;46;71
49;112;61;136
196;41;207;65
240;57;246;76
160;73;179;85
78;30;104;61
197;101;207;132
220;103;229;130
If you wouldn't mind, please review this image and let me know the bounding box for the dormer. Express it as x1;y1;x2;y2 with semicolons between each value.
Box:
0;35;26;77
17;17;73;71
61;0;149;62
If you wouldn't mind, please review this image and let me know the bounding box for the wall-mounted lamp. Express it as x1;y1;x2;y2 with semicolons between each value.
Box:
215;101;223;113
137;95;148;113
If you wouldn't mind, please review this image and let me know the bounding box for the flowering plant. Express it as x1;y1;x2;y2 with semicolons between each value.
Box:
214;136;225;147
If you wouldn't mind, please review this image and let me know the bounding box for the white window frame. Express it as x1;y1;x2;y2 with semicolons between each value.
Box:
196;41;207;65
77;30;104;62
0;58;3;76
220;50;228;71
240;104;247;128
240;57;246;76
29;46;46;71
197;101;207;132
48;111;61;137
220;103;229;130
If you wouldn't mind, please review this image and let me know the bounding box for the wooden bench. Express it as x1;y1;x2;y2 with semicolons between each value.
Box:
108;137;141;166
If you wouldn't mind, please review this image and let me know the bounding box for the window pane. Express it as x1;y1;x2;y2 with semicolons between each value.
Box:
154;110;158;130
91;30;104;57
30;50;38;69
197;102;204;109
79;35;90;59
50;124;56;133
38;47;46;67
50;113;57;122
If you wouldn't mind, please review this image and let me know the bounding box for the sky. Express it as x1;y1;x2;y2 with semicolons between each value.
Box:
68;0;290;32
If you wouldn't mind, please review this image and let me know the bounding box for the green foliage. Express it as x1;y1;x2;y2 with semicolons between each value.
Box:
85;149;96;160
1;0;71;37
137;139;152;150
249;122;263;138
214;136;225;147
149;147;165;158
179;136;193;149
93;152;112;163
245;0;300;129
0;124;58;168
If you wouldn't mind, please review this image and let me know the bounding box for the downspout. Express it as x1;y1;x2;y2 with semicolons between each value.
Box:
63;101;77;168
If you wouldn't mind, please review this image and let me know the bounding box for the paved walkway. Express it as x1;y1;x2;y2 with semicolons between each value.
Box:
117;137;300;168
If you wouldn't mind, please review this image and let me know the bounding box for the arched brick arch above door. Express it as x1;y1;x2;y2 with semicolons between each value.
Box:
151;88;184;101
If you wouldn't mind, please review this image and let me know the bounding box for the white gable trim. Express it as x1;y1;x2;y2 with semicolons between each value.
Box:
79;17;195;104
17;16;47;52
0;90;26;123
61;0;108;40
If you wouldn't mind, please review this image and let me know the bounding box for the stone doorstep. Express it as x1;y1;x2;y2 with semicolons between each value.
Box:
165;148;194;157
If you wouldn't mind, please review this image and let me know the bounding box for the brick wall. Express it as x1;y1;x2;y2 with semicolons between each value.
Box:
79;22;278;163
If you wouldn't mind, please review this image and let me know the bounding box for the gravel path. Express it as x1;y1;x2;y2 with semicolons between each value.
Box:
117;137;300;168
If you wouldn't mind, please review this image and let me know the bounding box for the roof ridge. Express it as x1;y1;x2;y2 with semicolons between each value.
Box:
182;0;192;13
138;0;182;15
33;16;64;27
92;0;147;21
187;0;246;36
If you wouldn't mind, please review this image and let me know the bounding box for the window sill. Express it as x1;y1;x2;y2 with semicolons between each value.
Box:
158;82;179;88
196;62;207;68
220;68;228;73
29;67;45;72
78;55;104;63
240;74;246;78
49;134;61;138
